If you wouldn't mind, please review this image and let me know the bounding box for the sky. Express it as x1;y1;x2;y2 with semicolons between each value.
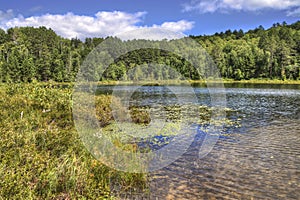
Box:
0;0;299;40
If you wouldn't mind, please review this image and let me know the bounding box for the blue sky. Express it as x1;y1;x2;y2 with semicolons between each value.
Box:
0;0;299;39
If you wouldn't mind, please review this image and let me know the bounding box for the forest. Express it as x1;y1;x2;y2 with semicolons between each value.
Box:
0;21;299;82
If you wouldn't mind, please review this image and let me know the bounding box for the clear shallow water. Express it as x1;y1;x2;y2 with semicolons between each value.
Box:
97;84;300;199
147;119;300;199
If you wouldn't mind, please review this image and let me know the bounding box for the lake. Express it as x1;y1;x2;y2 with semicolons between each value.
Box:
97;83;300;199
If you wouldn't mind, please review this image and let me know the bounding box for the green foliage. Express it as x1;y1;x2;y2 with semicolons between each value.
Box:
0;22;299;83
0;83;148;199
192;21;300;80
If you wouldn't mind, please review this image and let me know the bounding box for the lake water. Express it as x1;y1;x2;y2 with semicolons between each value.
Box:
97;83;300;199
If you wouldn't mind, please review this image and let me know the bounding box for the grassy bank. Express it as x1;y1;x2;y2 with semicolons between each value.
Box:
189;79;300;85
0;83;148;199
21;78;299;88
209;79;300;85
72;79;300;86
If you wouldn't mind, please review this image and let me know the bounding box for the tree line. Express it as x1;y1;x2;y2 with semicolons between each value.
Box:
0;21;299;82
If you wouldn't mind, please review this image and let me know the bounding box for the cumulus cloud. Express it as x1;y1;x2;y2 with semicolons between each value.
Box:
157;20;194;33
182;0;300;15
0;10;194;40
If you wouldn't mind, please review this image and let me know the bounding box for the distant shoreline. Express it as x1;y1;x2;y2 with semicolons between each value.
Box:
67;79;300;85
2;79;300;87
191;79;300;85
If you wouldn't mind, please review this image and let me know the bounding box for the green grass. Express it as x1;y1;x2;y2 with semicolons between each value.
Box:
0;83;148;199
0;82;243;199
190;78;300;85
74;78;300;86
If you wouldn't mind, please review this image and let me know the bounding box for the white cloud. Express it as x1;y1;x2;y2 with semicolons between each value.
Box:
287;7;300;16
0;10;194;40
182;0;300;15
1;11;146;39
157;20;194;33
116;27;186;41
0;9;14;21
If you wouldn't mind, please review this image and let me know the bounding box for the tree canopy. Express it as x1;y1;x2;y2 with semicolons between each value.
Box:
0;21;299;82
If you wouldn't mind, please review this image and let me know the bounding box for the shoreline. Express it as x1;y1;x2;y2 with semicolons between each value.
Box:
1;79;300;86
